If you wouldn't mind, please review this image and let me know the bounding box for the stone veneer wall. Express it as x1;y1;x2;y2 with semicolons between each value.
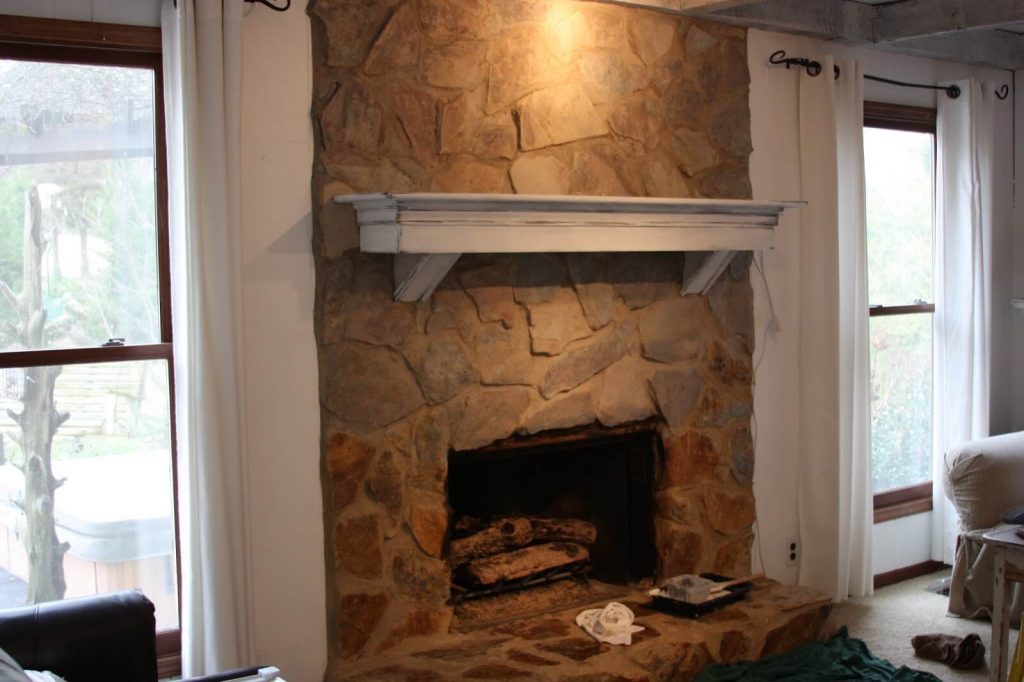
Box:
309;0;757;674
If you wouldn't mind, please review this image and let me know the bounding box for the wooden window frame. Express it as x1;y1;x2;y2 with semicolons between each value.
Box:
864;101;937;525
0;17;181;678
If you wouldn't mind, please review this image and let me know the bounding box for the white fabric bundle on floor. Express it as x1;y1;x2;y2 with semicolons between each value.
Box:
575;602;644;646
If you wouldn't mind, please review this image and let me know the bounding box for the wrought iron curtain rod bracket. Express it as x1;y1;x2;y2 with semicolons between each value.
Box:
768;50;840;79
244;0;291;10
173;0;292;9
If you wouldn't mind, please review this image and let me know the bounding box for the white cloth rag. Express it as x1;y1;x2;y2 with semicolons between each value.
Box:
575;602;644;646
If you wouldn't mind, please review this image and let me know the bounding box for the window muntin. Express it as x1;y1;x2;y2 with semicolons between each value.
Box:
864;107;936;498
0;47;177;632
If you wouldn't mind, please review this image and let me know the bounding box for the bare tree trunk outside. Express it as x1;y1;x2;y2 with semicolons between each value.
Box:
19;364;68;603
0;185;70;603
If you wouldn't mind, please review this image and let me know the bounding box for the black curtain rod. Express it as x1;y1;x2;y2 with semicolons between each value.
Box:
768;50;1010;101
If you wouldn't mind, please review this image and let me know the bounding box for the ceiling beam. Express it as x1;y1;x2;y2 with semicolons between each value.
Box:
674;0;766;9
876;0;1024;43
873;30;1024;71
589;0;1024;71
685;0;874;43
689;0;1024;70
583;0;765;15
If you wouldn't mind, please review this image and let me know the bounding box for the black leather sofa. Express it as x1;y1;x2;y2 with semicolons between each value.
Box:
0;590;263;682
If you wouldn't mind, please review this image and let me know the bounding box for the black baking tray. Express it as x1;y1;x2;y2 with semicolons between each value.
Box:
647;572;754;618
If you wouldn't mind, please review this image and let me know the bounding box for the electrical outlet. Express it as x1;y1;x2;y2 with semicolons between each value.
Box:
785;537;799;566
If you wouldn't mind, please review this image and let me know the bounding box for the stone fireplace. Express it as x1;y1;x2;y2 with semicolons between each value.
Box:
310;1;828;679
319;248;760;664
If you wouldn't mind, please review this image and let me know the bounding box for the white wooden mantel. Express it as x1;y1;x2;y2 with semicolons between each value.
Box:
333;193;804;302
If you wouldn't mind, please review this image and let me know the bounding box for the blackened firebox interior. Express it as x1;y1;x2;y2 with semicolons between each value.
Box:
447;426;660;586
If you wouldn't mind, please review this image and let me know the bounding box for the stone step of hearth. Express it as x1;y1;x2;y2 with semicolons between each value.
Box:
337;578;831;682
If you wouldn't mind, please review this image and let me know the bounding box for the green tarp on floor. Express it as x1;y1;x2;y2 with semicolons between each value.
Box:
697;627;942;682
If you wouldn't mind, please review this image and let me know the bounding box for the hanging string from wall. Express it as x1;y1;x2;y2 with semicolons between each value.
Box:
768;50;1010;101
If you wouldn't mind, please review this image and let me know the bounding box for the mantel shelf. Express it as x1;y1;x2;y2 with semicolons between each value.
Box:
333;193;804;302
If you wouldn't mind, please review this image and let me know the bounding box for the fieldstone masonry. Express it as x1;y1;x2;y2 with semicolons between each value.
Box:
337;584;832;681
310;1;828;678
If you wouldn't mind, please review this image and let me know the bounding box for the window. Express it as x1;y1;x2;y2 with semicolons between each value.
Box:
0;17;179;675
864;102;936;522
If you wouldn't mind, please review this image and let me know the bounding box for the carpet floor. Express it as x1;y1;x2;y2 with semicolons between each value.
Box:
828;569;1015;681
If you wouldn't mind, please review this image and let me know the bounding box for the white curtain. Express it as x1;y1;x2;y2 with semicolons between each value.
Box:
796;57;874;601
933;80;995;564
161;0;253;674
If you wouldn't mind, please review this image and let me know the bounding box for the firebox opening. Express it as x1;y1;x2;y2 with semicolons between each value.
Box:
447;424;660;599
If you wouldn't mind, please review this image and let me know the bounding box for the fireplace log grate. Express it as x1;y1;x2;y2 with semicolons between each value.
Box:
451;564;592;604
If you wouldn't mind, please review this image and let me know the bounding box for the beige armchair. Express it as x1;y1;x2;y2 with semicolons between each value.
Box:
945;431;1024;621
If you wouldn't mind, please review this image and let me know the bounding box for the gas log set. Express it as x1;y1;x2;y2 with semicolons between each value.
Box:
450;516;598;601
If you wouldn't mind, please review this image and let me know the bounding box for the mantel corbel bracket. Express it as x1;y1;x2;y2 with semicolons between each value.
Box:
681;251;739;296
334;193;804;303
393;253;461;302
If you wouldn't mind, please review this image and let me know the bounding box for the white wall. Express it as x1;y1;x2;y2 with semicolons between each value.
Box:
0;0;159;25
748;29;1017;585
0;1;327;677
239;4;325;680
872;514;932;575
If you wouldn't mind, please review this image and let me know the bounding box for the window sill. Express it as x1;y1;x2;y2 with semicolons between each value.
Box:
157;629;182;679
874;481;933;524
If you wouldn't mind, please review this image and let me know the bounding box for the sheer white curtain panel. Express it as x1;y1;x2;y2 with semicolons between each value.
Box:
161;0;253;674
933;80;995;565
796;57;874;601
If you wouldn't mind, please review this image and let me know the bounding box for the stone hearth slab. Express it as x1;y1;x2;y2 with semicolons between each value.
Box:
338;579;830;681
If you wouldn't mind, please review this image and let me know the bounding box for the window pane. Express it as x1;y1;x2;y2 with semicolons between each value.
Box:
869;314;933;493
0;360;177;629
0;60;160;352
864;127;934;306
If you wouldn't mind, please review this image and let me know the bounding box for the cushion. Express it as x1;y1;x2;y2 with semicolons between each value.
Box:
1002;505;1024;525
944;431;1024;531
0;590;157;681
